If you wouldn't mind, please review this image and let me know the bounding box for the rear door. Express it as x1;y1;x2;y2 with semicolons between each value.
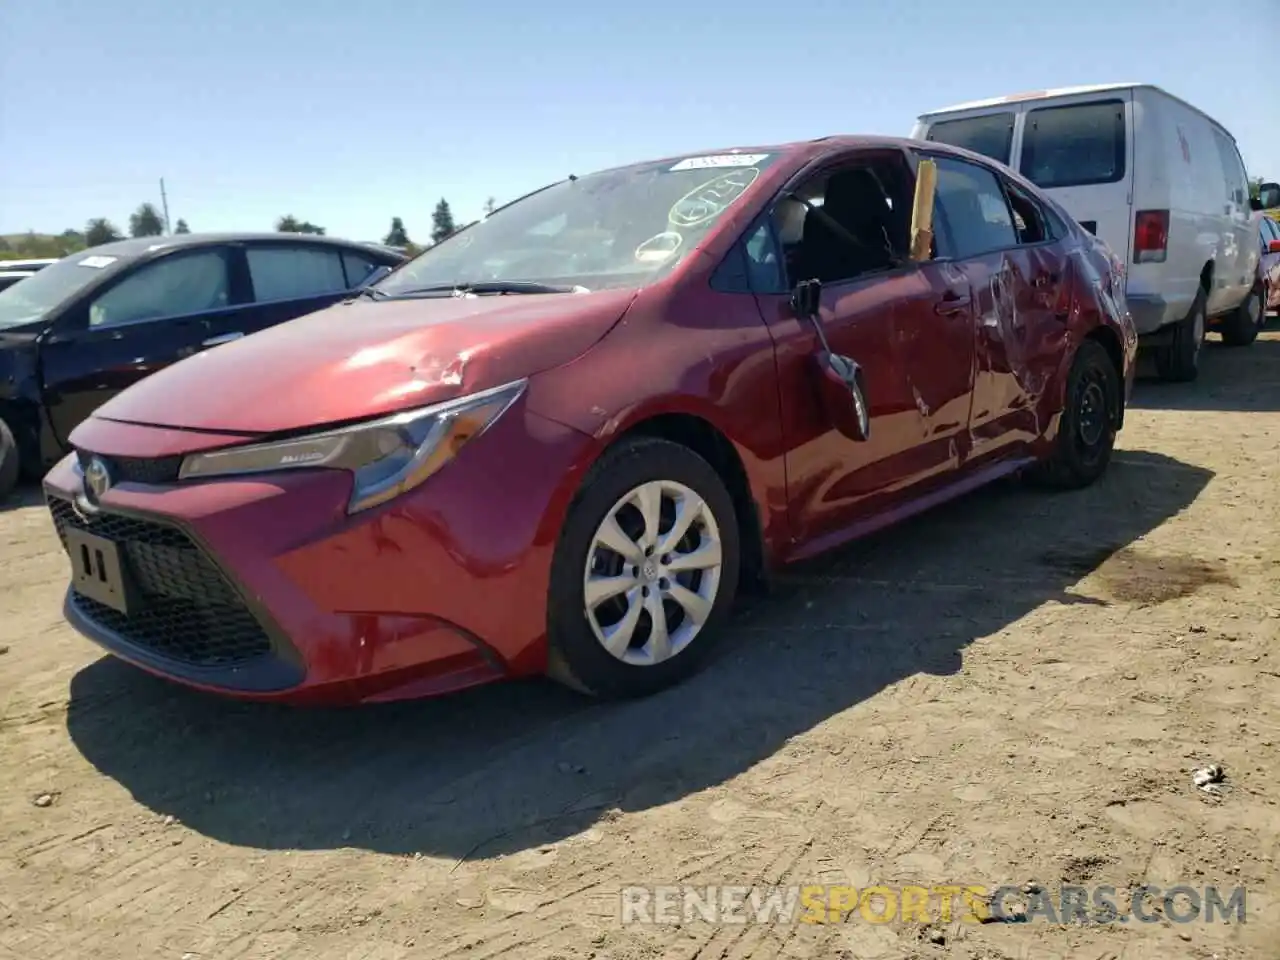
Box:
1016;95;1133;262
40;245;244;444
927;153;1058;463
226;242;379;341
920;110;1018;167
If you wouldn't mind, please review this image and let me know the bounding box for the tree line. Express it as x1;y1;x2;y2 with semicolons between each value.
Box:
0;195;495;262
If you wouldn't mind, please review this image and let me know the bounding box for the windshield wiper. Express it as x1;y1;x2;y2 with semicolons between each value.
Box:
387;280;587;299
349;285;389;301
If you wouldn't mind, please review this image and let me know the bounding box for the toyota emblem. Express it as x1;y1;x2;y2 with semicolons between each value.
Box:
83;457;112;503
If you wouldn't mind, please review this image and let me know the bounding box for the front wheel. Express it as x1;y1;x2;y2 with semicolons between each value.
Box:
1027;338;1120;490
1219;283;1263;347
546;436;740;699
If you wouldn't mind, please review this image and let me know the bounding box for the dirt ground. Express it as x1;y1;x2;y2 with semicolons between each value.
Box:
2;331;1279;960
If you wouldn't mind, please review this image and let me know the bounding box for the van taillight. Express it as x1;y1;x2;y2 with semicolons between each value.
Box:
1133;209;1169;264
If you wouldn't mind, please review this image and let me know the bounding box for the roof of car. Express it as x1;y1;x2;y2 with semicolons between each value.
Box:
80;233;404;258
916;82;1237;140
592;135;948;176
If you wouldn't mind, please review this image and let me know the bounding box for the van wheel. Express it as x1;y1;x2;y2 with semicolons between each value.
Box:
1219;283;1263;347
1027;339;1119;490
546;436;740;699
0;419;20;501
1153;289;1206;382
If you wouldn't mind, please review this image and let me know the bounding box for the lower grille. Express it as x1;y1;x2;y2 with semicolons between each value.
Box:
48;496;272;667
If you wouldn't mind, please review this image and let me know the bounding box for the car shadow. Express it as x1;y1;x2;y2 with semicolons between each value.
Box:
65;446;1213;860
1130;333;1280;412
0;482;45;512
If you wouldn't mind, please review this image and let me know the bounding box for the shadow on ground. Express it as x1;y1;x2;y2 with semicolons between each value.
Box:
0;483;45;513
65;446;1213;860
1130;331;1280;412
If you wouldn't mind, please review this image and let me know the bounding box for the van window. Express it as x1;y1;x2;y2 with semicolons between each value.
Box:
1020;100;1126;189
1210;130;1250;207
924;113;1015;165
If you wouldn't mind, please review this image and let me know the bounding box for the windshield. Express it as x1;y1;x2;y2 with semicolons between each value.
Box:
375;152;781;295
0;253;125;329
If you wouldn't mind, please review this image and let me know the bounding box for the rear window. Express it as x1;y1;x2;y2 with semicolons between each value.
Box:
1020;100;1126;189
924;113;1015;165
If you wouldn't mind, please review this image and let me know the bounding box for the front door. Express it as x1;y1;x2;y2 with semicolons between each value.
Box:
745;150;974;546
1209;129;1260;313
41;246;245;446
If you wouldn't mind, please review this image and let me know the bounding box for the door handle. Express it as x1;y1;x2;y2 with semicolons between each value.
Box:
935;291;971;316
202;332;244;347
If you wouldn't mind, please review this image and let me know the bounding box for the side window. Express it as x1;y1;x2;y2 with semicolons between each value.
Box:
89;250;230;328
246;246;347;302
773;155;913;286
342;251;382;287
932;156;1018;258
1020;100;1126;189
1002;179;1051;244
1211;131;1249;207
742;220;786;294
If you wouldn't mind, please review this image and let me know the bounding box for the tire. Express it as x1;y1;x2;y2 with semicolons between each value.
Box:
1219;283;1263;347
546;435;740;699
1153;289;1206;382
1027;339;1120;490
0;419;20;502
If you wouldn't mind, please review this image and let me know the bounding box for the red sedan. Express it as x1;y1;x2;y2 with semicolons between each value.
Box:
1260;215;1280;315
43;136;1136;704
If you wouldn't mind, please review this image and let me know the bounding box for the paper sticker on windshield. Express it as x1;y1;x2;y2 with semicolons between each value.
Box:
635;231;683;263
77;255;117;269
668;168;760;228
669;153;769;171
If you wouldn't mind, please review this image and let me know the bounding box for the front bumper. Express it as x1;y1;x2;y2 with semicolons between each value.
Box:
44;407;593;704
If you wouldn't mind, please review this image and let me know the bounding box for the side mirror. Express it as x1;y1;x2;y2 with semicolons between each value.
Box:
790;277;871;442
789;278;821;318
1258;182;1280;211
908;158;938;261
359;264;393;288
813;352;871;442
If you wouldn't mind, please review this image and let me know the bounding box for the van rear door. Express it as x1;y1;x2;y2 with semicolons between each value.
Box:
916;111;1018;167
1015;95;1133;267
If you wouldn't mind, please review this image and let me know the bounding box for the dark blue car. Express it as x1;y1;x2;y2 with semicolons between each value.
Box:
0;233;405;497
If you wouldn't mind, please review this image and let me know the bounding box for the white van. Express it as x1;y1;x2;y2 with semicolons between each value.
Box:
912;83;1280;381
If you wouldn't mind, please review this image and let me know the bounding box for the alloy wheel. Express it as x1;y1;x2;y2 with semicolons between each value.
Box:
583;480;723;667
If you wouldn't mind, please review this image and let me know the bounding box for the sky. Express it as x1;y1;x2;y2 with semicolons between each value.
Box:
2;0;1276;244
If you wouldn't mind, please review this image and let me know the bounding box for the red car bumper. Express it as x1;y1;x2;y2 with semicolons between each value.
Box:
43;408;593;704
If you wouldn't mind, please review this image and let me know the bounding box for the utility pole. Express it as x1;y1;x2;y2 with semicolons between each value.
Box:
159;178;171;234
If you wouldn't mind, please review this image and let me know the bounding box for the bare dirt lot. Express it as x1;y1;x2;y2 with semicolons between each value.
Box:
3;333;1280;960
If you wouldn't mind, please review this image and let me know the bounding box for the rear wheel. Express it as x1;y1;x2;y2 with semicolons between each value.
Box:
1219;283;1263;347
1153;289;1206;382
546;436;740;699
0;419;20;501
1028;339;1119;490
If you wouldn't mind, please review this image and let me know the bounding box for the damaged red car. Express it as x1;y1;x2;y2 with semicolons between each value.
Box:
43;136;1137;704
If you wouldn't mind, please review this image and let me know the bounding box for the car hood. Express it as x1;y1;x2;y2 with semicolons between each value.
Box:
90;288;638;435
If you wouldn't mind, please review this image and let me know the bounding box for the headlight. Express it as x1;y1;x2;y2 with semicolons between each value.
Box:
178;379;525;513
